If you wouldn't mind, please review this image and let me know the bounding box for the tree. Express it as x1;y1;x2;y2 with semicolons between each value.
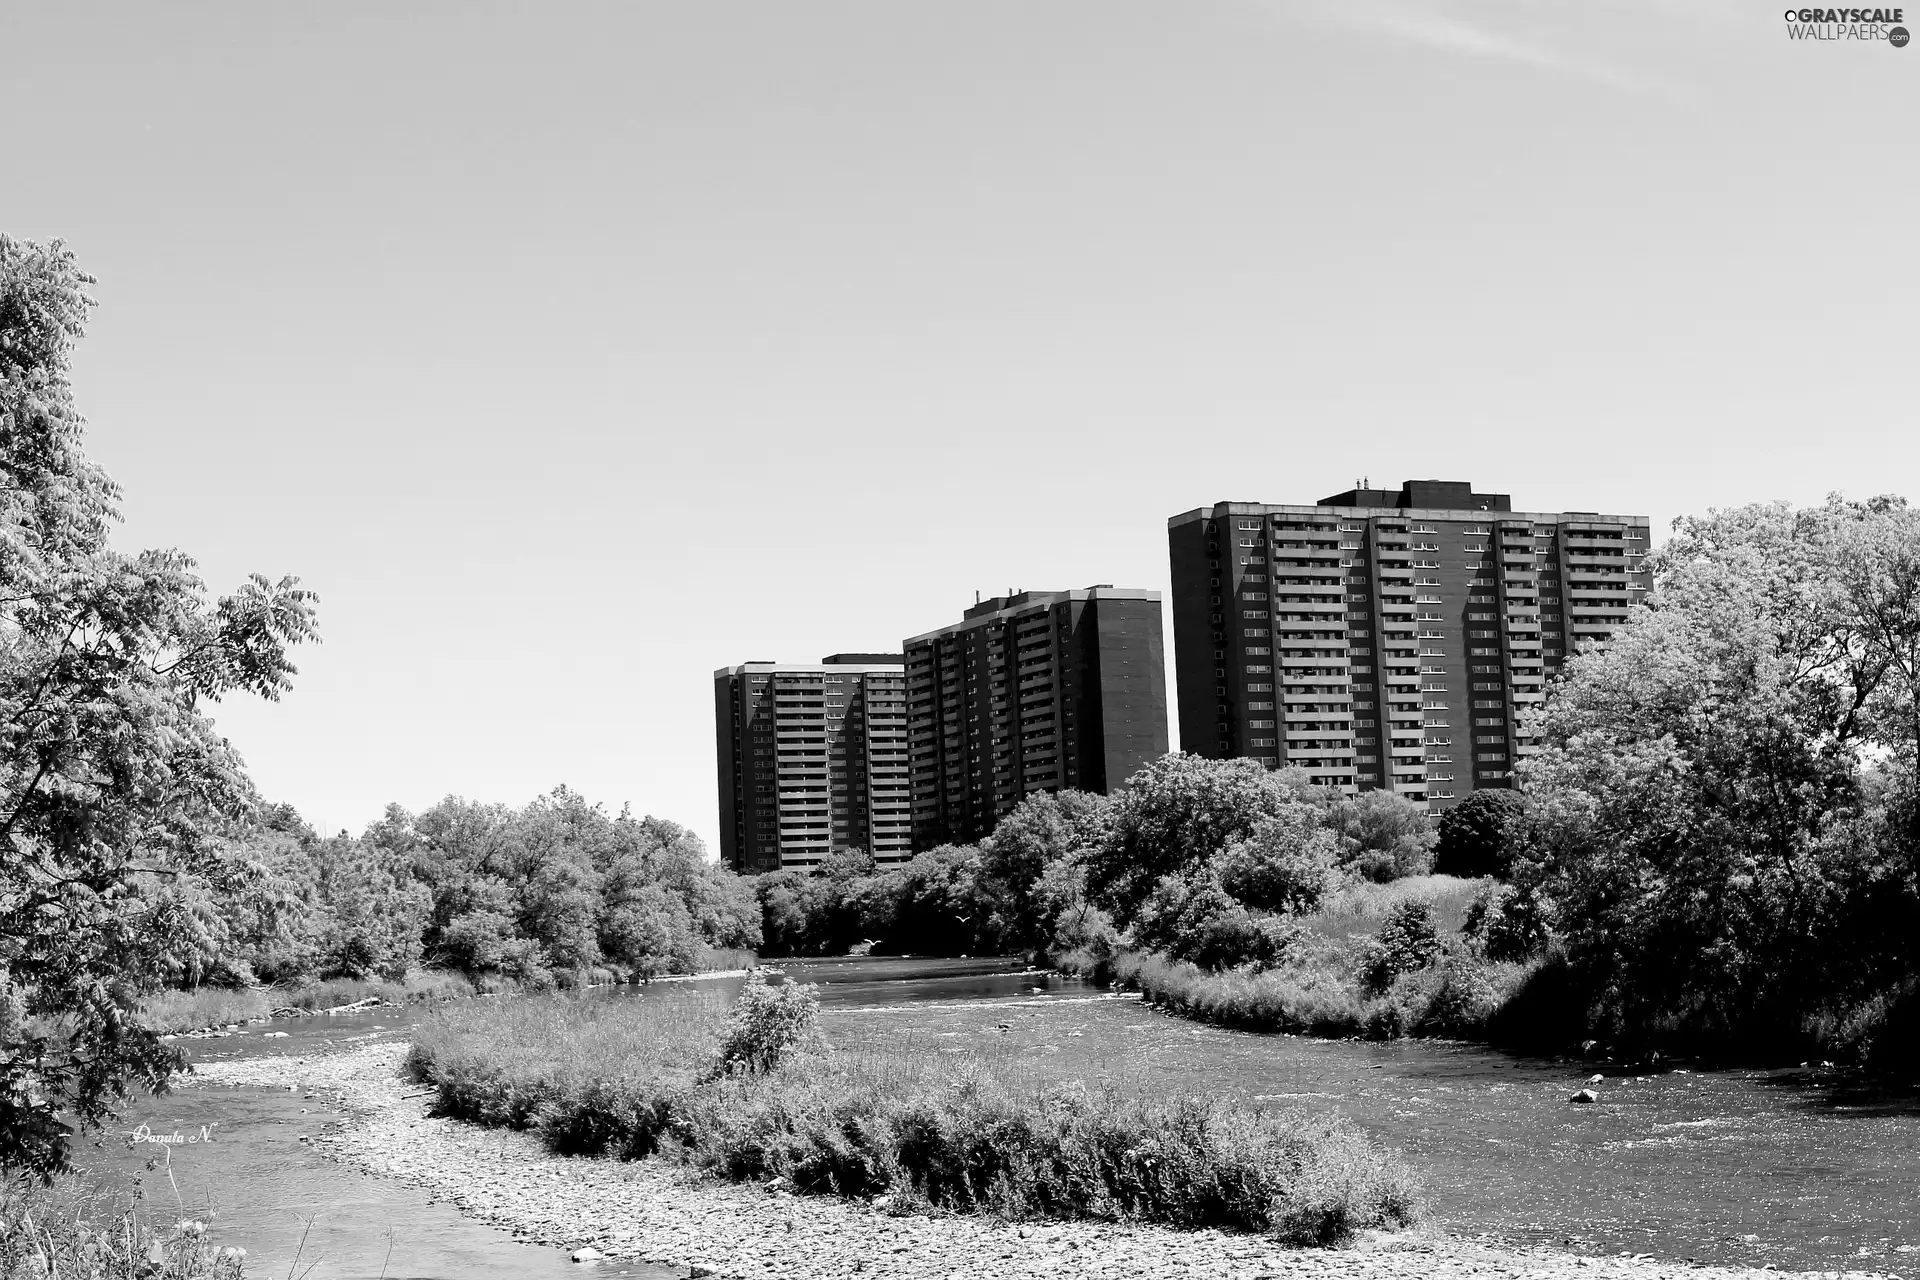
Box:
1216;805;1350;915
976;790;1111;949
1324;789;1437;881
0;236;318;1177
1433;789;1528;879
1086;754;1298;926
1511;497;1920;1054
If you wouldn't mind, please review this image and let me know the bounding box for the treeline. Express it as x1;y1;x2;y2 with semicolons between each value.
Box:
206;788;760;990
752;765;1440;964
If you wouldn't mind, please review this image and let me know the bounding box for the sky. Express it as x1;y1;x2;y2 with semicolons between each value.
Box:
4;1;1915;849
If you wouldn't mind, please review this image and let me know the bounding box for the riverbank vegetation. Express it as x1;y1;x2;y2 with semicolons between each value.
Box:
748;499;1920;1070
406;978;1423;1244
0;1178;246;1279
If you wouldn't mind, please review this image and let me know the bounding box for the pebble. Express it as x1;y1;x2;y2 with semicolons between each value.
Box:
191;1045;1902;1280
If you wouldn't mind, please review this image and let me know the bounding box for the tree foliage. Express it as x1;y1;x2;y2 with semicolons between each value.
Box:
1433;789;1528;880
0;236;318;1178
1510;497;1920;1057
752;756;1438;977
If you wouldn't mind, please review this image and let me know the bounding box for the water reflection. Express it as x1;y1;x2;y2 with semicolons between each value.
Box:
81;1085;678;1280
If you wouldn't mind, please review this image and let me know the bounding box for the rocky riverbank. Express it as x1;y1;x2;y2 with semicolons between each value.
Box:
189;1045;1902;1280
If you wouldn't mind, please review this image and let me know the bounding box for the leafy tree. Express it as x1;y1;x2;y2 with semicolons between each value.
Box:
976;790;1111;948
1433;789;1528;879
1512;497;1920;1054
311;835;429;980
1086;754;1299;926
600;882;697;978
1324;789;1437;882
1130;868;1299;972
368;790;759;981
1215;805;1349;915
0;236;318;1178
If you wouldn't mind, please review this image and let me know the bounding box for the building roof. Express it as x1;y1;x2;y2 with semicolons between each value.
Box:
905;585;1161;646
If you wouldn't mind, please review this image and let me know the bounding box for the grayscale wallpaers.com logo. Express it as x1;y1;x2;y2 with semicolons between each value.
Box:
1783;7;1910;41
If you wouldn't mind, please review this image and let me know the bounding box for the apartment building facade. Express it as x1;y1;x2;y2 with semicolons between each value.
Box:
1168;480;1650;808
904;586;1168;849
713;655;912;872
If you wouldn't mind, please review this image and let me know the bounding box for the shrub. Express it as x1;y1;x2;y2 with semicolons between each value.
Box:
1462;883;1550;962
715;975;822;1074
1217;809;1349;915
1433;789;1528;879
1360;902;1443;993
1325;790;1437;882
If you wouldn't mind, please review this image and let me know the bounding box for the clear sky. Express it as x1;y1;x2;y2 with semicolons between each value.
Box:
5;1;1914;848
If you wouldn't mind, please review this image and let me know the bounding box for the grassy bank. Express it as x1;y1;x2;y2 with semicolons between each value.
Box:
140;969;482;1034
1057;875;1546;1044
407;988;1423;1244
1062;948;1541;1041
0;1179;246;1280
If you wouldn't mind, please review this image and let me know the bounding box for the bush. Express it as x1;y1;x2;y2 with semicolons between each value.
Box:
1462;883;1550;962
1325;791;1437;882
1360;902;1443;993
1433;789;1528;879
715;975;822;1074
676;1065;1421;1244
1217;809;1350;915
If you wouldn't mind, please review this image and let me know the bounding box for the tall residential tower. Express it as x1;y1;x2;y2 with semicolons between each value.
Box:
905;586;1168;848
1168;481;1649;808
714;655;911;872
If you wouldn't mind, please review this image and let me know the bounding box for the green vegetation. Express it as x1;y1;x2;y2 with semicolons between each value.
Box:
1056;875;1534;1041
408;980;1423;1243
754;758;1440;967
213;789;761;993
0;235;318;1179
0;1179;245;1279
1498;497;1920;1065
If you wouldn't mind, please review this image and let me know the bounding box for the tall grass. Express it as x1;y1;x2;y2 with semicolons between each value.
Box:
274;969;479;1012
1297;875;1489;944
695;946;759;974
408;992;1423;1243
140;988;273;1034
141;969;483;1035
0;1179;246;1280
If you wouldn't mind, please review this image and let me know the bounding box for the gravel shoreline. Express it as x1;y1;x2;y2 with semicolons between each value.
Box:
190;1044;1901;1280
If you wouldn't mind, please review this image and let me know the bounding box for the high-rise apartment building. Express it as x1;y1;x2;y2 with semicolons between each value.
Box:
905;587;1168;848
714;655;912;872
1168;481;1650;808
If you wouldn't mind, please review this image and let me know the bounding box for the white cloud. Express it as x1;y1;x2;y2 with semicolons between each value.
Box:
1298;0;1687;100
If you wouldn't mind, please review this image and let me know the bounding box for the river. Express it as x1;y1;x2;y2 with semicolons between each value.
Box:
79;957;1920;1277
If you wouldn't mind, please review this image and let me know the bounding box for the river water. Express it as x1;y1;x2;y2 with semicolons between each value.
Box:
79;957;1920;1277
